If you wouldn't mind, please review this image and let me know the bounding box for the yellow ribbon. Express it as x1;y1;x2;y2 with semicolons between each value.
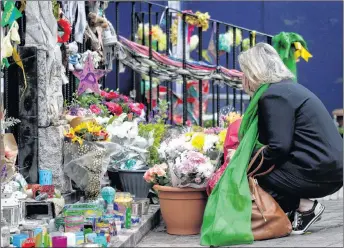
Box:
294;42;313;62
12;47;27;99
19;0;26;13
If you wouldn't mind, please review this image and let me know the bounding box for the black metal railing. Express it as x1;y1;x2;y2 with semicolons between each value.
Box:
61;1;273;127
116;1;273;127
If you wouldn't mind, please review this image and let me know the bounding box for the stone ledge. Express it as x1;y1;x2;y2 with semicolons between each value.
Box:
110;205;161;247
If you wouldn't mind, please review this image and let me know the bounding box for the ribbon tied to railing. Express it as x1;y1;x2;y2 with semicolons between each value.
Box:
293;41;313;62
272;31;312;81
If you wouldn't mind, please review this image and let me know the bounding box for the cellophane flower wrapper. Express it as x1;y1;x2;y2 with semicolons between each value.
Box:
168;150;215;188
63;141;119;199
106;117;154;170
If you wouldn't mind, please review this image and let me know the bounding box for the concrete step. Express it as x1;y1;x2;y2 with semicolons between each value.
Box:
110;205;160;247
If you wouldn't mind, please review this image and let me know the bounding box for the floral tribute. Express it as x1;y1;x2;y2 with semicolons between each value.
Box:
143;126;229;188
66;89;145;120
64;120;109;145
143;163;169;186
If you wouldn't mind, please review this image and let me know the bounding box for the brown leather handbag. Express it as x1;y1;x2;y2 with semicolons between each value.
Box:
247;146;292;240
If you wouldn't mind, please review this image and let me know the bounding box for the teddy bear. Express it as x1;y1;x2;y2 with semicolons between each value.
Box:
88;12;109;33
66;41;82;71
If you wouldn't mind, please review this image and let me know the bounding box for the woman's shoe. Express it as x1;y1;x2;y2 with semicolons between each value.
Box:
292;200;325;235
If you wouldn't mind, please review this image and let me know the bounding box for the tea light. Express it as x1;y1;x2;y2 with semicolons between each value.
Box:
1;198;20;232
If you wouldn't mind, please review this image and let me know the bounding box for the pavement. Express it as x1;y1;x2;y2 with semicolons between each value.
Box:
137;200;343;247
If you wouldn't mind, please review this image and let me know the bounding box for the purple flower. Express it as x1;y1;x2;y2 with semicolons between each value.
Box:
69;106;79;116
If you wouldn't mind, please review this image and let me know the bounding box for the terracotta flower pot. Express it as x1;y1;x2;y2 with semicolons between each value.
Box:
154;185;208;235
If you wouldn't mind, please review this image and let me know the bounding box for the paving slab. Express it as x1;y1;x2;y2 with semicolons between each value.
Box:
137;200;343;247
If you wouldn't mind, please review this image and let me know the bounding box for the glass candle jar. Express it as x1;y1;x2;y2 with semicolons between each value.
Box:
0;218;10;247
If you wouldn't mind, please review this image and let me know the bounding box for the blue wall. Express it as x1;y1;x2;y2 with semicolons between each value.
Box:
107;1;343;113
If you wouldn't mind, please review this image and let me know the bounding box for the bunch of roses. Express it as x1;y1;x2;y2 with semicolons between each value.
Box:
99;90;145;117
143;163;170;186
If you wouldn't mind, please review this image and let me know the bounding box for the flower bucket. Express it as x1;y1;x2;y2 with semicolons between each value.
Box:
117;168;150;198
153;185;207;235
107;168;124;191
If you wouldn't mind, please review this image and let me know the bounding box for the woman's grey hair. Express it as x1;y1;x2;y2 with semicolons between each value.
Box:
238;43;294;93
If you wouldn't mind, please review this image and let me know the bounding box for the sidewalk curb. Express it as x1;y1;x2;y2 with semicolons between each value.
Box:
110;205;161;247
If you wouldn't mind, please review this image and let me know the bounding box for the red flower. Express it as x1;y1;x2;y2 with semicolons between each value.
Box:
90;104;101;115
139;103;145;110
105;102;123;116
101;91;108;98
107;91;120;100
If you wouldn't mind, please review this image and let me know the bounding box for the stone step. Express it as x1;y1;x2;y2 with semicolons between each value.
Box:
109;205;160;247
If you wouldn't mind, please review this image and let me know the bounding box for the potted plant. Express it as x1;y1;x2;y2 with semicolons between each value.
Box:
144;131;218;235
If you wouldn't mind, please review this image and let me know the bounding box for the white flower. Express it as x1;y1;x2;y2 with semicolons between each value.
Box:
203;134;219;153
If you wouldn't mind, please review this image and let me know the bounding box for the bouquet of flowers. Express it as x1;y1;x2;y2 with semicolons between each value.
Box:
65;90;145;121
143;163;169;186
183;127;227;164
106;114;154;170
63;120;116;200
154;130;216;188
169;150;214;188
64;120;109;145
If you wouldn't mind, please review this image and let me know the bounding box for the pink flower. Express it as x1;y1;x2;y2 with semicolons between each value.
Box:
156;168;166;177
90;104;101;115
144;170;153;182
121;95;129;103
129;103;143;116
101;91;109;98
195;177;202;184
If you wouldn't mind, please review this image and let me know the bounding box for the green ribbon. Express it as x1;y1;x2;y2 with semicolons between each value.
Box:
201;83;269;246
1;0;22;27
272;32;308;81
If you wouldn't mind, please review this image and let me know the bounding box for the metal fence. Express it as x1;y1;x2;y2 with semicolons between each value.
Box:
3;1;273;130
112;1;273;126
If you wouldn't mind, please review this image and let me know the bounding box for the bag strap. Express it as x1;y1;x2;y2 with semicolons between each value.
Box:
247;146;265;175
247;146;275;178
253;165;275;178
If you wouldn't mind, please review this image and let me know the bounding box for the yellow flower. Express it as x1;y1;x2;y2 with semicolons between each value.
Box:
151;25;163;41
170;19;178;46
226;112;242;125
218;130;227;145
72;136;83;145
191;133;205;151
74;121;103;134
158;33;167;51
